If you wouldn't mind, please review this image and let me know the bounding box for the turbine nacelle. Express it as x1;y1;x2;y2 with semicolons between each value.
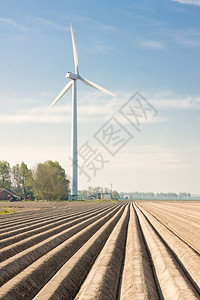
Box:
66;72;80;80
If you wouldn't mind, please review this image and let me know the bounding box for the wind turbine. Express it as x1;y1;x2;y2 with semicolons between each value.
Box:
48;24;116;199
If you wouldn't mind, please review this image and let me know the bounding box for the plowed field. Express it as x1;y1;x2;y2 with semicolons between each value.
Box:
0;201;199;299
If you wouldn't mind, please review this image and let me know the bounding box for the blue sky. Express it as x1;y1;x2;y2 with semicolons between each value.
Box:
0;0;200;193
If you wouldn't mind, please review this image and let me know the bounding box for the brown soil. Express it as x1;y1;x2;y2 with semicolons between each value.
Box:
0;201;199;299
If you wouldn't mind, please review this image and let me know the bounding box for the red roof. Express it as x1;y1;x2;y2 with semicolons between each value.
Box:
0;188;19;196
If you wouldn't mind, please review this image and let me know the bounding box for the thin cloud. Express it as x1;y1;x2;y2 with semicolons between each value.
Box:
171;28;200;47
1;91;199;125
177;38;200;47
94;41;114;54
0;91;159;125
139;40;165;50
66;14;116;33
150;95;200;109
0;17;27;31
116;145;190;170
99;25;116;32
170;0;200;5
0;94;114;124
33;17;67;32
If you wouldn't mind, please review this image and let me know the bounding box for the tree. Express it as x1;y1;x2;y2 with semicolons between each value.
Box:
32;161;70;201
0;161;11;189
88;186;94;196
12;164;21;193
94;186;101;194
112;190;119;199
104;187;109;193
12;162;32;198
79;190;88;199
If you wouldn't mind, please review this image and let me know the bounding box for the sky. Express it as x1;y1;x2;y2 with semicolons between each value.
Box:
0;0;200;194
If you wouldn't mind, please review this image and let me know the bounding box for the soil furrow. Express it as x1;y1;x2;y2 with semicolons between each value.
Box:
0;204;114;262
137;203;200;253
0;205;110;246
33;205;126;299
119;204;159;300
0;205;107;233
0;205;121;287
136;204;200;293
134;204;199;300
0;205;124;299
74;204;130;300
0;201;199;299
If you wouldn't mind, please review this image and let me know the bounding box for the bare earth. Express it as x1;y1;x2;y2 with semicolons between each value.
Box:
0;201;199;299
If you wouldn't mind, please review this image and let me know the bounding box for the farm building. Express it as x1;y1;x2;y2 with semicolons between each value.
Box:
100;193;111;200
0;188;19;201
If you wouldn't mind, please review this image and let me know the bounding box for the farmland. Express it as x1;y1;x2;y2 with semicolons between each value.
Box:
0;201;199;299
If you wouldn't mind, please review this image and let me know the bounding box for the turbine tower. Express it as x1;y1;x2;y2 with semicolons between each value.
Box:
48;24;116;199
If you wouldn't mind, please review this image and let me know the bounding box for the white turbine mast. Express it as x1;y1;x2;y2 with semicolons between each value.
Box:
48;23;116;199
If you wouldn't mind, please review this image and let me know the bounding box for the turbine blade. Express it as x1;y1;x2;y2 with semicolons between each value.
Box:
70;23;79;75
80;77;116;97
48;81;73;110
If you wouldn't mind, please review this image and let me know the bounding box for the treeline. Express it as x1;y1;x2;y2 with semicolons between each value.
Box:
0;160;70;201
120;192;191;200
79;186;119;199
